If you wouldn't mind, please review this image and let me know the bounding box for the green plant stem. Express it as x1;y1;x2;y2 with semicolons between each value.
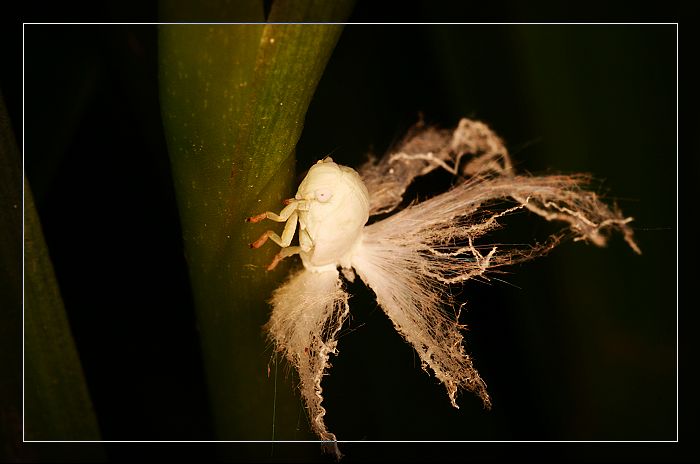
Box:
159;1;353;441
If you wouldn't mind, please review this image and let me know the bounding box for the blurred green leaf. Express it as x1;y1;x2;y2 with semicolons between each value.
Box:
159;1;354;442
0;90;24;460
0;89;101;454
24;179;102;443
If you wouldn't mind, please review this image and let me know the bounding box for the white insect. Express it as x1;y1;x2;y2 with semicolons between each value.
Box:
247;118;640;459
247;158;370;273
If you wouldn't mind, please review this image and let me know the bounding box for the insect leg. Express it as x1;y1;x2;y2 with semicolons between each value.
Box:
249;212;298;249
298;228;313;252
267;246;302;271
246;201;299;223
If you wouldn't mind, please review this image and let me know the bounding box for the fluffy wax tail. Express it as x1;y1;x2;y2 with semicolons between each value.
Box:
359;118;513;216
352;173;639;409
264;268;349;459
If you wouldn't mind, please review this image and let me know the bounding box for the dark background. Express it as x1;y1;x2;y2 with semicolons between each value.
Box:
10;8;678;464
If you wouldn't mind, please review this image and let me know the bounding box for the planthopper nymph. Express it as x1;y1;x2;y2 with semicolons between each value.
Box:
246;118;640;459
248;157;370;273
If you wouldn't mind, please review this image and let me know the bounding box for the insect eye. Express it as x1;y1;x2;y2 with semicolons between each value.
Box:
315;188;333;203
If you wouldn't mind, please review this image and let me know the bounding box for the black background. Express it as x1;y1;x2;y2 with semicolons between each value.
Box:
7;3;683;463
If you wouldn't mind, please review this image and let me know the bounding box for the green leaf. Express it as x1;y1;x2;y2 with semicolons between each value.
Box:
0;90;23;460
0;89;101;451
158;1;354;441
24;180;102;443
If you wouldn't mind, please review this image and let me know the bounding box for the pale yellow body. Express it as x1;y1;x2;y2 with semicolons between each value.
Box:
248;157;370;272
